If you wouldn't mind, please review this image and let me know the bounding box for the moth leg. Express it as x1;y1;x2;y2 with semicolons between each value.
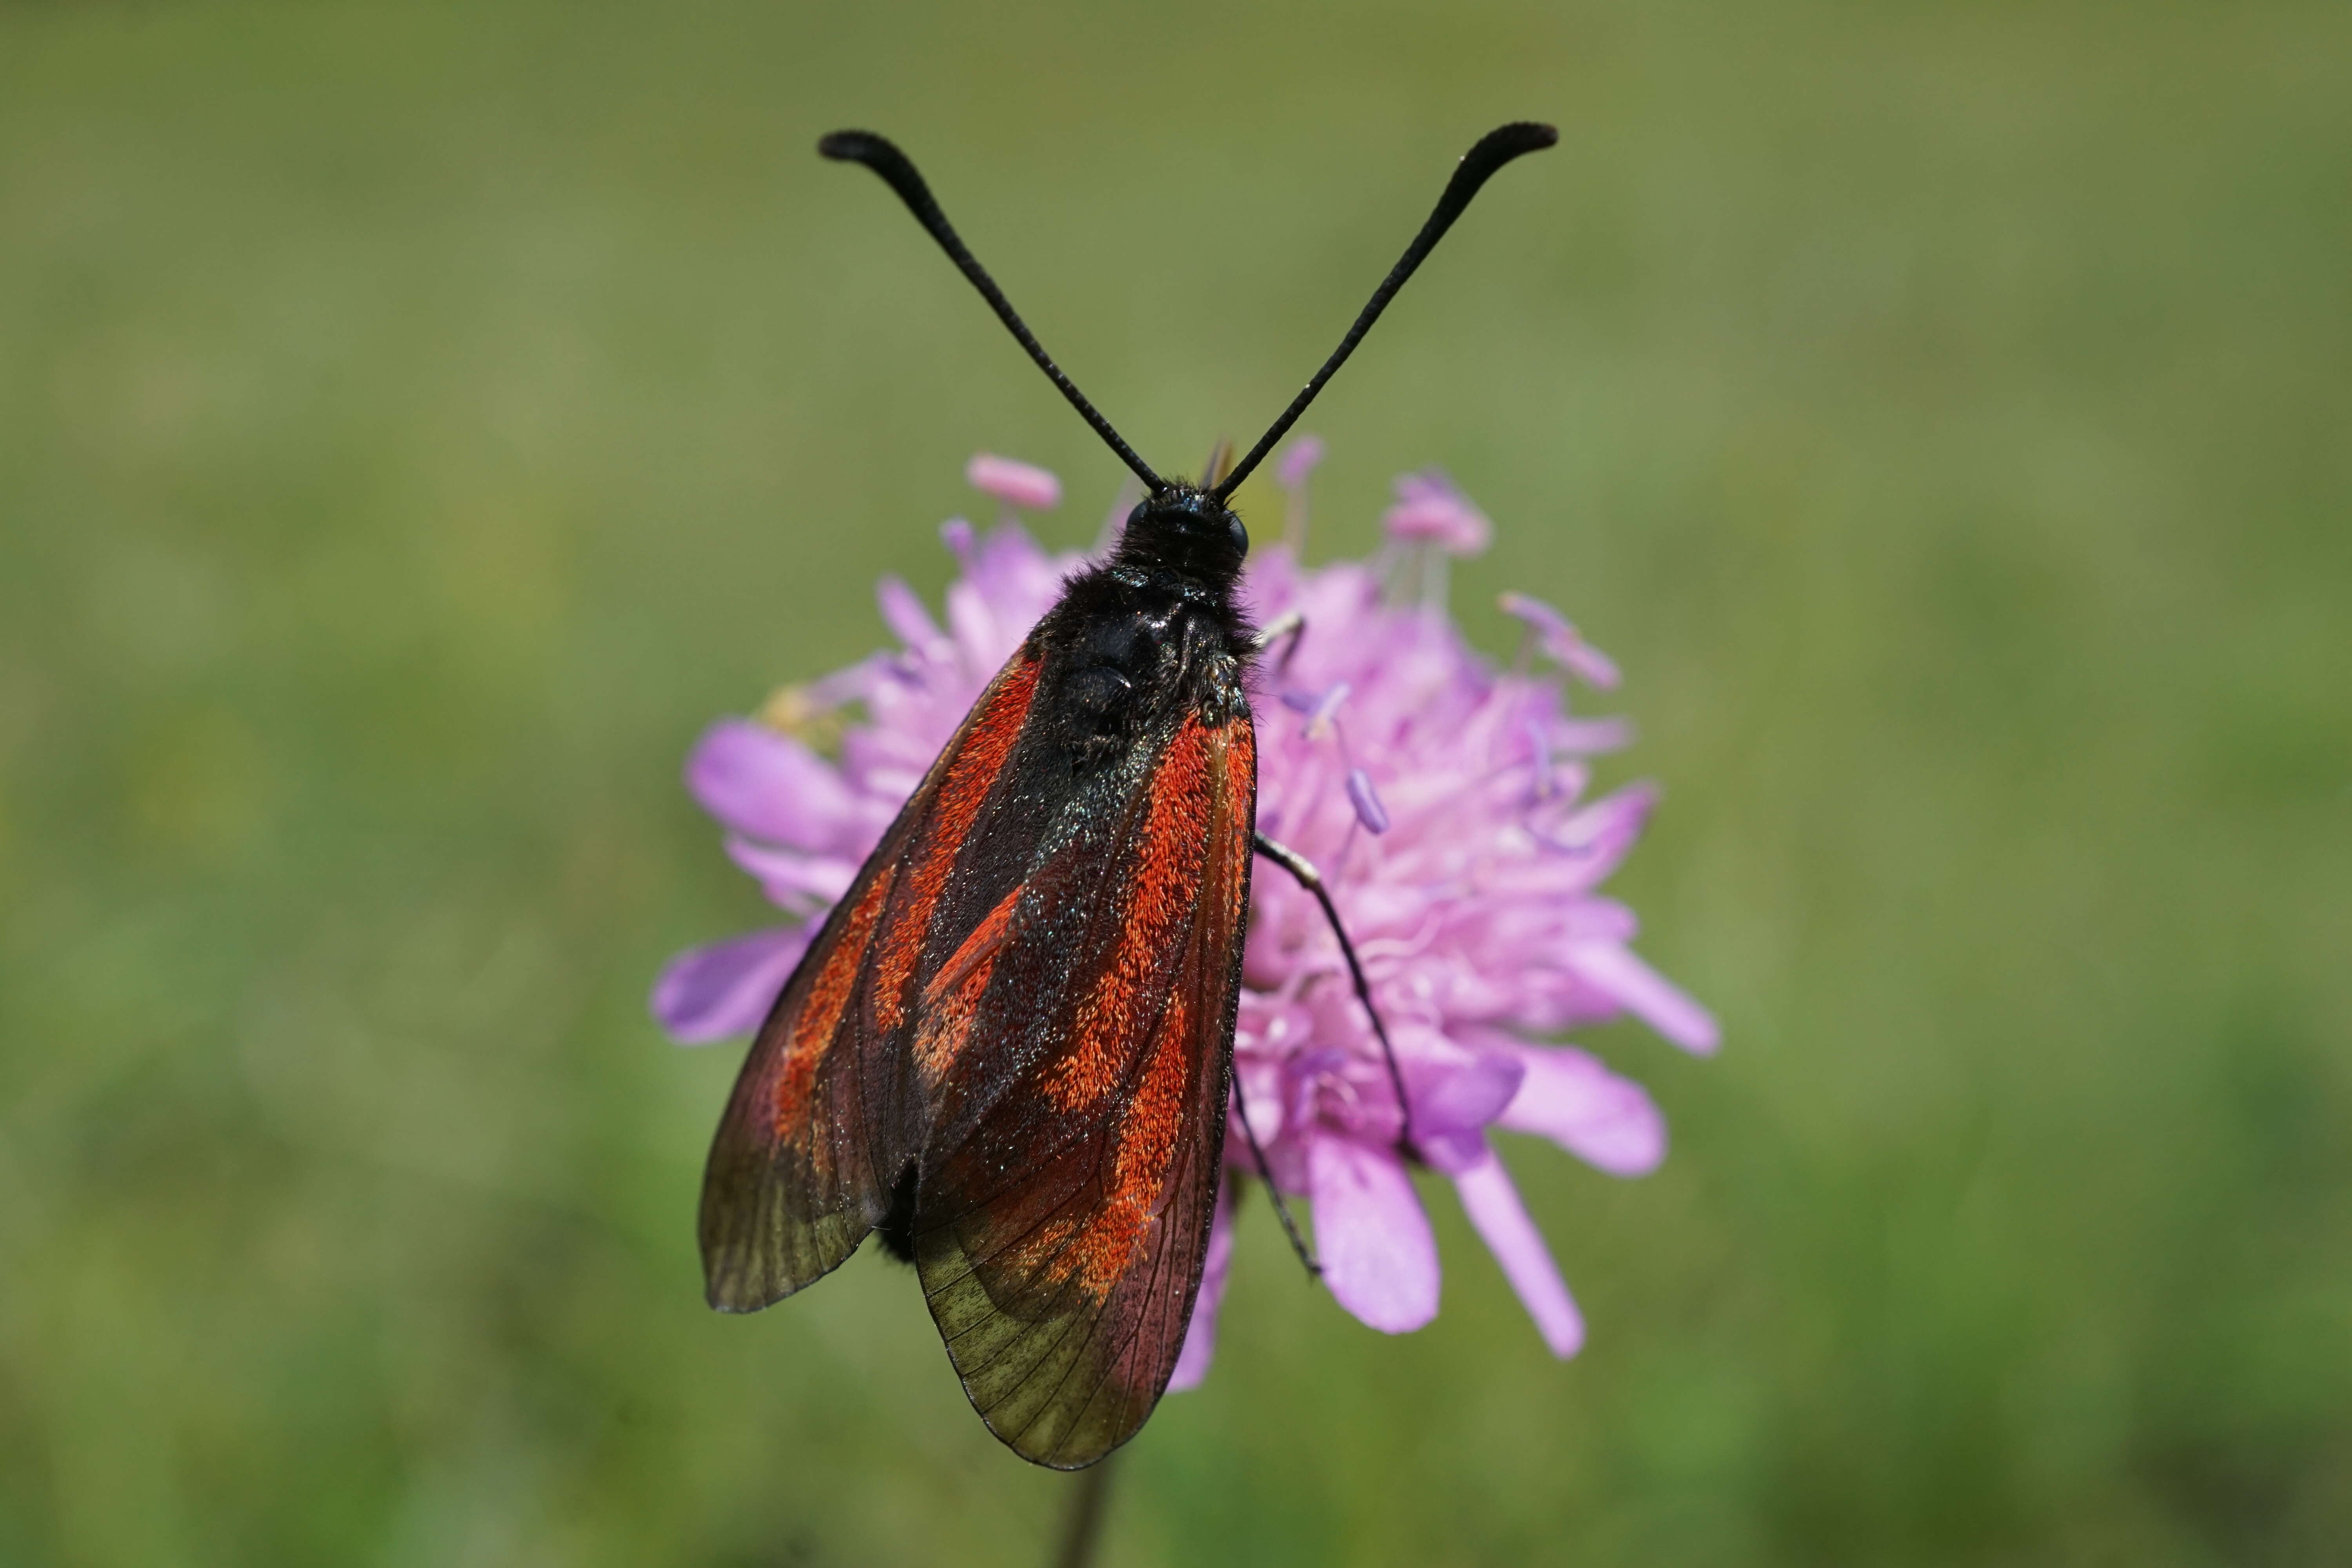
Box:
1251;832;1414;1152
1250;610;1306;675
1232;1071;1320;1279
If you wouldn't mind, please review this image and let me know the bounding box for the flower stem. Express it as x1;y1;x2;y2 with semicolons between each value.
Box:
1051;1452;1118;1568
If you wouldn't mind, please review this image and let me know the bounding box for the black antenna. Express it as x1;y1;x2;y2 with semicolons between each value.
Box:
1216;122;1558;501
818;131;1169;494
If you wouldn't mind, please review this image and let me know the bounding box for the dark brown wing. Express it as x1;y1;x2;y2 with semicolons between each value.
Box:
911;711;1256;1468
700;650;1044;1310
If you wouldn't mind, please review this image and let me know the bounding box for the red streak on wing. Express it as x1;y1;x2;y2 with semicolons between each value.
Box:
1044;716;1217;1113
771;861;897;1168
1210;717;1254;935
1064;717;1252;1298
1074;987;1196;1295
871;652;1041;1034
914;884;1021;1083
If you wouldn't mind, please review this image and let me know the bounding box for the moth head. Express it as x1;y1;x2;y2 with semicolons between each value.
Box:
1118;485;1249;579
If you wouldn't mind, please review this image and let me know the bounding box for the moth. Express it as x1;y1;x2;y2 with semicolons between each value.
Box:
701;123;1556;1468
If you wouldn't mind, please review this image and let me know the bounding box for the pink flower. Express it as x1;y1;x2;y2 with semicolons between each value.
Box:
655;445;1715;1383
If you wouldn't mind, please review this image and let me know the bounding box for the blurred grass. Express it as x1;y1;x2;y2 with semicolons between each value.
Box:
3;0;2349;1563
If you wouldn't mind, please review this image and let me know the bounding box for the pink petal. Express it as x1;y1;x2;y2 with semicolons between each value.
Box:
1305;681;1351;737
940;516;977;567
1452;1149;1584;1357
971;521;1063;611
1167;1179;1238;1392
721;838;859;907
649;926;810;1043
1403;1045;1526;1143
1498;591;1620;689
1532;782;1658;887
1549;716;1634;754
876;576;944;651
805;655;888;710
1565;943;1721;1054
1495;1043;1667;1176
1383;471;1491;555
1276;434;1326;490
965;452;1062;511
685;720;861;852
1499;590;1570;641
943;579;1002;670
1556;639;1621;691
1309;1135;1438;1333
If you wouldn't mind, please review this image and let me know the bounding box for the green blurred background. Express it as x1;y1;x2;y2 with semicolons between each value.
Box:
4;1;2348;1563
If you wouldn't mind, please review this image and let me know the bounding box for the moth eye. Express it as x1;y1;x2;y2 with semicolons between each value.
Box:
1127;503;1149;530
1227;516;1249;554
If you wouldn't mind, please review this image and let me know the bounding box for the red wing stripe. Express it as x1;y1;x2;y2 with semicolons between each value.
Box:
914;884;1021;1084
871;652;1041;1034
1043;716;1218;1113
1062;988;1194;1294
770;861;898;1167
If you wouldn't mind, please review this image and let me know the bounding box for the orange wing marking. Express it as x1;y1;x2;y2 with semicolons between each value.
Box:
1044;717;1216;1113
1076;990;1197;1296
914;884;1021;1084
1217;720;1255;933
871;652;1041;1033
771;862;898;1168
1061;719;1250;1299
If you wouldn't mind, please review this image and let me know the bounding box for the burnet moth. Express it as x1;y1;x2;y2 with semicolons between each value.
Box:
701;123;1558;1468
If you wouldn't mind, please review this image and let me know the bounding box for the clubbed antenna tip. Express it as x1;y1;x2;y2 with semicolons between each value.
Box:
818;130;1168;494
1216;122;1558;499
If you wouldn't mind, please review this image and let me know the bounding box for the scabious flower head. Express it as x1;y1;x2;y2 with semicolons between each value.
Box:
655;445;1715;1387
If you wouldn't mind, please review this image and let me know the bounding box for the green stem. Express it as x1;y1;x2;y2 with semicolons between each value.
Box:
1051;1452;1117;1568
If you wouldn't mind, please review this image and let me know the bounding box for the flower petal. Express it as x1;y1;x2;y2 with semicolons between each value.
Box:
1452;1149;1585;1357
1383;470;1492;555
806;655;888;710
721;838;858;907
1167;1179;1238;1391
1496;1043;1667;1176
1556;638;1621;691
1307;681;1351;737
940;515;976;567
1550;716;1634;755
876;575;944;652
1498;591;1620;688
686;720;861;852
1566;942;1721;1054
1276;434;1326;490
1403;1042;1526;1142
965;452;1062;511
944;579;1003;672
649;926;810;1043
1531;782;1658;889
1498;590;1570;641
1310;1135;1439;1333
